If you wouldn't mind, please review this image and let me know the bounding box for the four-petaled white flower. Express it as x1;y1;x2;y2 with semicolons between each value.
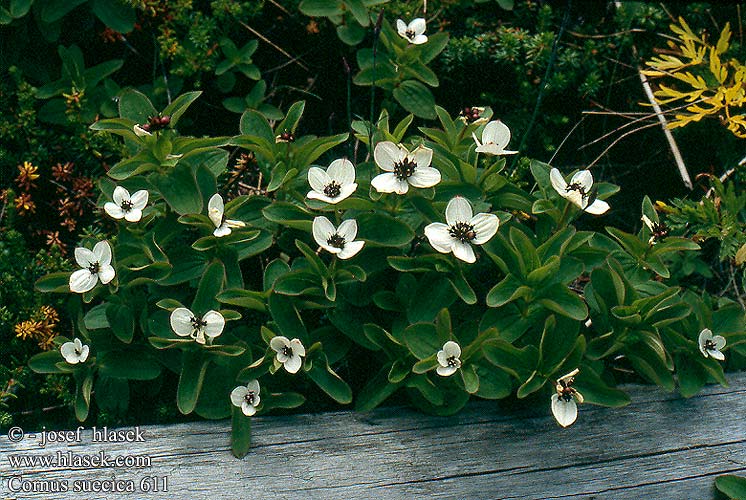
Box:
641;214;669;245
270;336;306;374
69;241;116;293
372;142;441;195
424;196;499;263
307;159;357;204
436;341;462;377
551;368;584;428
312;216;365;259
170;307;225;345
549;168;610;215
698;328;726;361
104;186;149;222
472;120;518;156
60;338;90;365
230;380;261;416
208;193;245;237
396;18;428;45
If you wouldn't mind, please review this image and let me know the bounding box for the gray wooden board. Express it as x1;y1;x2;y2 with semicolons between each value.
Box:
1;373;744;500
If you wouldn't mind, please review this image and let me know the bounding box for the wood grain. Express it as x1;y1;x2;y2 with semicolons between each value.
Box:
2;373;744;499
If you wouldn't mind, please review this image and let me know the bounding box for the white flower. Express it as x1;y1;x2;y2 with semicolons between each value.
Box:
60;338;90;365
104;186;149;222
208;194;246;237
472;120;518;156
133;124;152;137
396;18;428;45
424;196;499;264
307;159;357;204
270;336;306;374
436;341;462;377
169;307;225;345
549;168;610;215
551;368;583;428
698;328;726;361
69;241;116;293
230;380;261;416
371;142;441;195
641;214;669;245
312;216;365;259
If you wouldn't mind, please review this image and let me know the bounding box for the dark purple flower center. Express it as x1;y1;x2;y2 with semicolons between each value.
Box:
190;316;207;331
245;391;256;405
282;345;293;357
121;200;133;211
405;29;415;40
324;181;342;198
449;221;476;243
566;182;587;197
393;158;417;180
447;356;459;367
327;233;346;249
704;340;717;350
87;262;100;275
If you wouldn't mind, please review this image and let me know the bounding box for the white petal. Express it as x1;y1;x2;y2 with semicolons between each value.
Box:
408;166;441;188
320;242;343;255
446;197;473;225
307;191;337;204
97;264;115;285
170;308;195;337
436;349;449;367
312;216;336;247
484;120;511;151
708;349;725;361
78;345;90;363
549;168;568;195
73;338;83;351
124;209;143;222
213;225;232;237
411;34;428;45
374;142;402;172
104;202;125;219
112;186;129;205
337;219;358;242
411;145;433;169
225;219;245;228
308;167;330;193
335;183;357;202
290;338;306;357
247;379;260;395
74;247;96;268
470;213;499;245
641;214;654;231
327;159;355;186
585;199;610;215
202;311;225;338
436;365;458;376
565;190;585;209
270;335;290;353
231;386;249;407
284;354;302;374
193;331;206;345
337;240;365;259
443;340;461;358
452;241;476;263
133;124;151;136
60;342;78;363
475;143;503;155
396;19;407;36
472;132;482;148
242;402;257;416
371;172;401;193
130;190;149;210
424;223;454;253
208;194;224;228
69;269;98;293
393;178;410;194
409;18;426;36
570;170;594;192
93;241;112;266
551;394;578;427
713;335;726;350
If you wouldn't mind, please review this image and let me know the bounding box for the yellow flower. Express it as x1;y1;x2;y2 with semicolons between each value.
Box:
15;320;43;341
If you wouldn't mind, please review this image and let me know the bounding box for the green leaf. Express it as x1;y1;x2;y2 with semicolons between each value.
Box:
28;351;66;374
402;323;441;360
231;406;252;458
9;0;32;18
299;0;343;16
276;101;306;135
177;351;208;414
474;362;512;399
148;163;203;215
307;354;353;404
392;80;436;119
715;475;746;500
356;362;402;411
356;212;414;247
35;272;70;293
106;303;135;343
74;369;93;421
461;364;480;394
41;0;87;23
216;289;266;312
91;0;135;33
268;293;307;341
516;371;546;398
538;285;588;321
98;351;161;380
191;261;225;313
418;32;449;64
118;89;156;123
162;91;202;126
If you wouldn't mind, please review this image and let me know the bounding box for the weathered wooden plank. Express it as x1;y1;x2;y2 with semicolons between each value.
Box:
1;373;744;500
